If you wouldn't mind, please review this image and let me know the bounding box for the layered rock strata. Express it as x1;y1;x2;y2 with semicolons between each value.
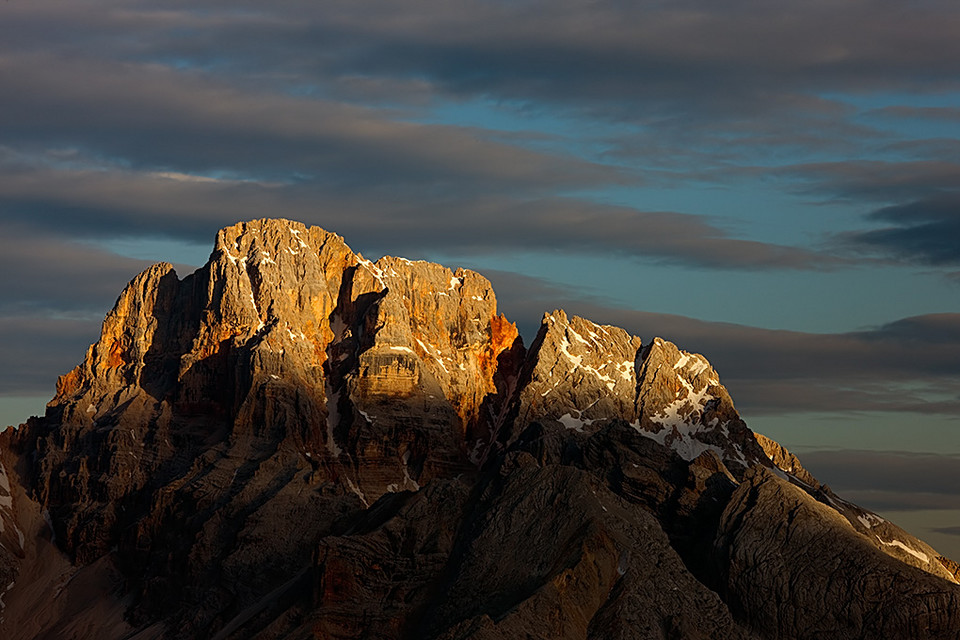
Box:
0;218;957;639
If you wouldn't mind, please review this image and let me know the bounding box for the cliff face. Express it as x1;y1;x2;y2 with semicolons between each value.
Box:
0;218;957;640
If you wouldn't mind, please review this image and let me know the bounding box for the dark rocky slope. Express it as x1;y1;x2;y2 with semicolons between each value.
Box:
0;218;957;639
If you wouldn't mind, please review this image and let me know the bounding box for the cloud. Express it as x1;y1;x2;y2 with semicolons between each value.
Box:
767;158;960;271
797;450;960;496
0;54;617;192
0;315;102;396
933;526;960;537
869;106;960;123
791;449;960;513
281;1;960;114
841;197;960;266
0;223;153;315
773;160;960;203
3;0;958;280
5;1;958;177
0;160;839;271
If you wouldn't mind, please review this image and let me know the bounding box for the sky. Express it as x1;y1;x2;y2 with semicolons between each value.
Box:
1;0;959;558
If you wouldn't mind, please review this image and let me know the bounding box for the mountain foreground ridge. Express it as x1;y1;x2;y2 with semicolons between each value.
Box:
0;218;958;639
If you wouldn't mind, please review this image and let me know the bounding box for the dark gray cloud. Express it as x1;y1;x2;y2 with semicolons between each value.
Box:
834;490;960;512
773;160;960;203
934;526;960;537
794;449;960;515
768;158;960;270
190;0;960;117
0;162;838;271
0;315;102;396
797;450;960;497
842;197;960;266
0;55;618;191
0;223;153;314
0;228;171;398
870;106;960;123
3;1;957;168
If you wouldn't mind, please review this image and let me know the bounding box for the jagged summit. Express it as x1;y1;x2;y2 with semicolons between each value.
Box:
0;218;958;639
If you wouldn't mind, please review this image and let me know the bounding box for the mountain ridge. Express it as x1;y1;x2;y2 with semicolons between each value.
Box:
1;218;958;639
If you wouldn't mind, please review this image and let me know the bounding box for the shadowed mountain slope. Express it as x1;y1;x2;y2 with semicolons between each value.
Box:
1;219;957;639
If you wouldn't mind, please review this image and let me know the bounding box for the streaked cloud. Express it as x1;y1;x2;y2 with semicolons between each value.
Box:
0;161;839;271
934;526;960;537
0;315;102;397
0;223;154;315
797;450;960;515
843;198;960;266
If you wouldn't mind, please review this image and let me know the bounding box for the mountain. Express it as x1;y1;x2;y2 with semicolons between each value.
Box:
1;218;958;639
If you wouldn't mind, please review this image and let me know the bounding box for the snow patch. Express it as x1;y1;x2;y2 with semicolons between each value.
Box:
567;326;592;348
637;423;728;462
286;325;306;341
770;466;791;481
674;352;710;376
649;371;714;430
558;412;593;433
288;227;309;249
878;538;930;563
358;257;385;287
541;380;560;397
344;477;369;508
857;512;885;528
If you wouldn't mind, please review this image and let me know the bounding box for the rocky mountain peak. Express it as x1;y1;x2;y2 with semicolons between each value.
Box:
0;218;957;639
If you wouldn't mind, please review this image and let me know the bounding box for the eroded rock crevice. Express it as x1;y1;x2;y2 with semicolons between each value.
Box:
0;218;957;640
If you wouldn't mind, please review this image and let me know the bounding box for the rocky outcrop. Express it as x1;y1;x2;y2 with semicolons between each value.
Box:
756;432;957;583
514;311;642;434
0;454;23;610
0;218;957;639
509;311;769;474
716;467;960;639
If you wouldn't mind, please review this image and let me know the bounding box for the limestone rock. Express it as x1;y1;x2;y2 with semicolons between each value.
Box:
756;432;958;582
0;218;957;639
715;467;960;639
510;311;768;474
514;310;642;435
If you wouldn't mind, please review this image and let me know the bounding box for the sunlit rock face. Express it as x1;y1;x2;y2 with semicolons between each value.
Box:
509;310;769;474
0;218;957;640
